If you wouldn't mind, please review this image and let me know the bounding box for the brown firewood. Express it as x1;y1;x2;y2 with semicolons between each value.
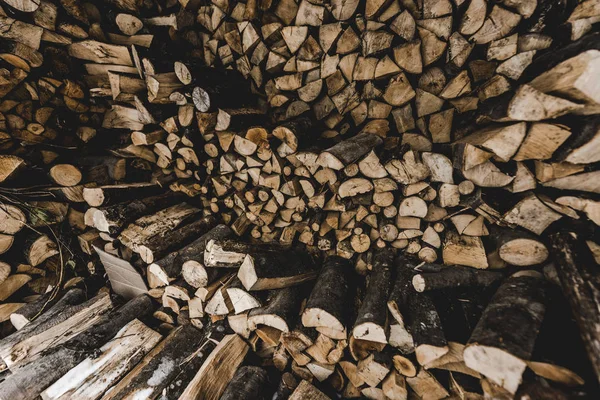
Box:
289;380;330;400
406;369;449;400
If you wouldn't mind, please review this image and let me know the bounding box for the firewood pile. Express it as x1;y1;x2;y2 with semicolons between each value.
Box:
0;0;599;398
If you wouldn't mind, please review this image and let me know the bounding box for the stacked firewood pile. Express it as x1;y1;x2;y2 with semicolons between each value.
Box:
0;0;599;399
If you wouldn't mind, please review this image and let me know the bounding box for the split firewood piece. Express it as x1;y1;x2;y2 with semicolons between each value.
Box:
302;256;352;340
529;50;600;105
317;132;383;170
93;192;182;236
0;295;154;400
542;170;600;194
0;289;85;356
220;366;268;400
352;249;393;344
40;319;162;400
456;122;527;162
412;265;503;292
247;286;304;332
238;248;317;291
555;116;600;164
489;226;549;266
0;204;26;235
289;380;330;400
551;232;600;383
178;334;250;400
504;85;583;121
0;156;25;184
527;361;585;387
555;196;600;225
502;193;562;235
464;271;547;394
470;5;521;44
513;123;572;161
358;351;392;387
406;368;449;400
101;324;205;400
0;274;31;302
385;151;430;184
226;278;262;315
23;233;58;267
442;230;489;269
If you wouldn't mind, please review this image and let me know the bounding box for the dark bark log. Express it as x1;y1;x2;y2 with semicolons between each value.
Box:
302;256;353;340
0;294;155;400
353;248;393;344
93;191;184;235
83;183;167;207
8;290;55;330
103;324;205;400
248;286;305;332
161;320;229;400
204;239;283;268
550;231;600;384
136;215;219;264
0;289;85;356
464;272;547;393
238;249;317;291
272;372;298;400
412;266;503;292
220;366;268;400
409;290;448;367
191;67;257;112
151;224;233;286
317;132;384;170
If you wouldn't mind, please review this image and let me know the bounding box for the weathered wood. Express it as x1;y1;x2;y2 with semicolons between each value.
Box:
101;324;204;400
248;286;304;332
178;334;250;400
550;232;600;384
0;295;155;400
220;366;268;400
302;256;353;340
40;319;162;400
464;272;547;393
352;248;393;344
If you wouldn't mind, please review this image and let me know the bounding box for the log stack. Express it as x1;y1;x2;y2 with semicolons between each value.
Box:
0;0;598;398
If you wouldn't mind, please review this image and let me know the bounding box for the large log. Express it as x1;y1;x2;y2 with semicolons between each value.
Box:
550;231;600;384
101;324;204;400
464;271;547;393
352;248;393;344
0;295;155;400
302;256;353;340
